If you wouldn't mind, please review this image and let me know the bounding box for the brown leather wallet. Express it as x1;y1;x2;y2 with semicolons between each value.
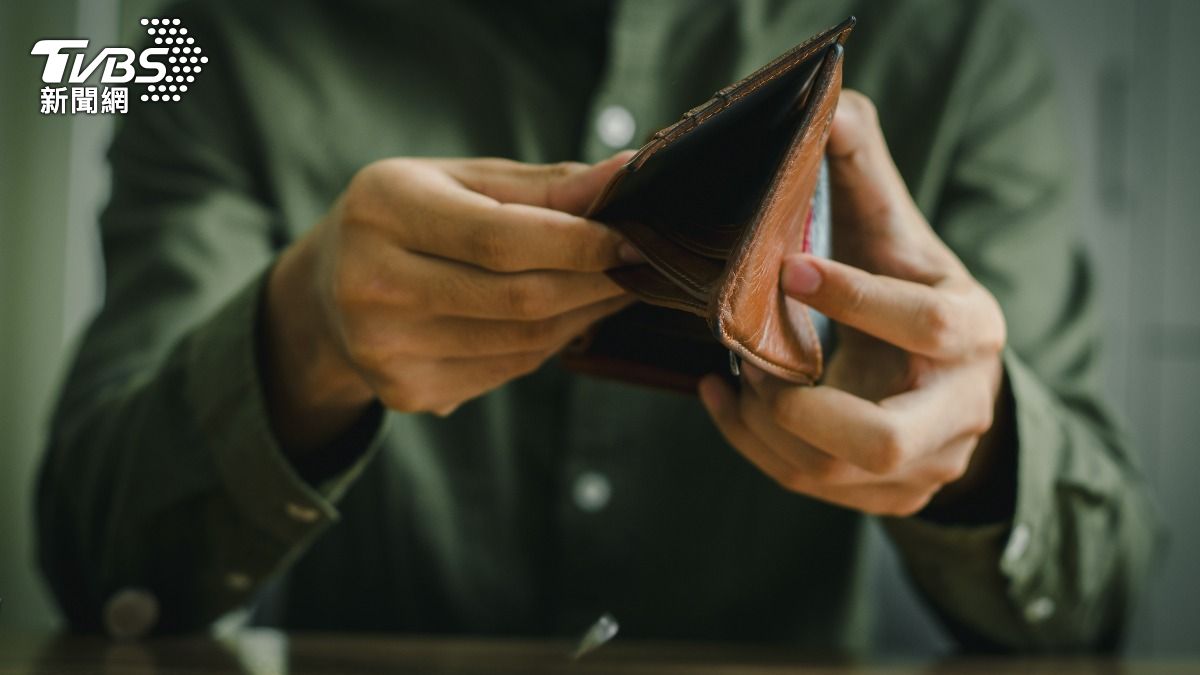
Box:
561;17;855;392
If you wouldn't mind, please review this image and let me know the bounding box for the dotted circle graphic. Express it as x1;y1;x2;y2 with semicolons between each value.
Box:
139;17;205;104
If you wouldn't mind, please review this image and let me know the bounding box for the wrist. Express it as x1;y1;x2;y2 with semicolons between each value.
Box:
260;233;375;454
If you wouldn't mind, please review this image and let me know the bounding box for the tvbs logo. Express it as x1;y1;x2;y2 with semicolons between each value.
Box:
31;18;207;114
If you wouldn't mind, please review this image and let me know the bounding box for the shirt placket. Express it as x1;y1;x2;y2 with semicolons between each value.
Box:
557;0;677;632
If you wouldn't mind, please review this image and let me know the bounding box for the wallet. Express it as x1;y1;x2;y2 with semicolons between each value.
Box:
561;17;855;392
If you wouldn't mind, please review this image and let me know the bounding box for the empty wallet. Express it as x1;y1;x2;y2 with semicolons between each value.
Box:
561;17;855;392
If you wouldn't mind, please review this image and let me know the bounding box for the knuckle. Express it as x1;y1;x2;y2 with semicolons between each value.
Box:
377;156;418;176
545;161;582;180
871;489;934;518
980;296;1008;354
344;161;403;219
377;382;425;413
918;297;957;354
889;492;934;518
974;403;996;436
870;424;908;474
930;459;965;485
537;162;587;210
843;277;871;315
503;277;551;319
337;190;372;230
948;453;972;482
469;227;514;272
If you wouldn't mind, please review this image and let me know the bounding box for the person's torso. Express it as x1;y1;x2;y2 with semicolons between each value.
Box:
190;0;992;645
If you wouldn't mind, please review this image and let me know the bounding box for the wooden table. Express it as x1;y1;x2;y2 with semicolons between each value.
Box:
0;630;1194;674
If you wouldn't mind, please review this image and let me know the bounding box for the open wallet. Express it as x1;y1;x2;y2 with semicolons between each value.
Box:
561;17;855;392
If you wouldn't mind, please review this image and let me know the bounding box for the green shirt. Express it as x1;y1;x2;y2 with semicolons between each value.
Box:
39;0;1159;650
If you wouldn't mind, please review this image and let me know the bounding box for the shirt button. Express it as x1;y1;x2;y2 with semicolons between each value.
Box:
1002;522;1031;564
225;571;253;592
103;588;159;640
572;471;612;513
1024;596;1055;623
285;501;320;524
595;105;636;148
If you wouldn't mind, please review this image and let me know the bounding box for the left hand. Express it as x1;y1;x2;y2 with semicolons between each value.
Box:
699;91;1011;518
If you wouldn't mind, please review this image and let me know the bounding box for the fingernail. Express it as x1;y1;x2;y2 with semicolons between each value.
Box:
741;362;765;386
618;242;645;264
781;255;822;296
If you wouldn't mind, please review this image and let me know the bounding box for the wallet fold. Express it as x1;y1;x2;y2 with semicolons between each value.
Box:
562;17;855;392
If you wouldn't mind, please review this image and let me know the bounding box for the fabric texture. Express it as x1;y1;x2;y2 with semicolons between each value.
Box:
37;0;1159;650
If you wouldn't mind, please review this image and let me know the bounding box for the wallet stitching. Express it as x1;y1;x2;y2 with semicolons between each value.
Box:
714;49;840;384
643;20;853;156
638;46;840;296
580;18;853;387
619;221;719;299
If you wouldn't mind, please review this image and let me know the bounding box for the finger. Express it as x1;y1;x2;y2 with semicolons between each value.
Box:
736;381;874;486
879;362;998;443
702;375;937;515
392;249;627;320
909;435;977;489
381;162;637;272
780;254;1004;360
827;92;966;283
826;91;917;235
360;295;634;359
372;349;553;414
743;368;978;489
790;480;939;517
744;361;992;477
700;369;940;511
439;151;635;215
740;363;924;475
698;376;805;487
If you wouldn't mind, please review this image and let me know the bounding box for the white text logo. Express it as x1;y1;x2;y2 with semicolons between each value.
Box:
32;17;208;115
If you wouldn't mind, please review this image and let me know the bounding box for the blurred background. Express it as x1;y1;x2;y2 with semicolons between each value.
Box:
1;0;1197;655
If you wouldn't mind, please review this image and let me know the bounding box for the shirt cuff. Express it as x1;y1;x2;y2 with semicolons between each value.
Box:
882;348;1071;645
181;269;389;546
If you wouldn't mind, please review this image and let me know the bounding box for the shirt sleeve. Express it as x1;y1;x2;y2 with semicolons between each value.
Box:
35;7;386;635
882;2;1161;650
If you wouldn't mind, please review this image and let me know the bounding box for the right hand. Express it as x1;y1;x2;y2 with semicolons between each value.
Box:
263;154;637;450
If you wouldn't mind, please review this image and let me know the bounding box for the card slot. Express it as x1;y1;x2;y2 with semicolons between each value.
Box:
608;263;708;315
660;222;741;260
606;219;725;302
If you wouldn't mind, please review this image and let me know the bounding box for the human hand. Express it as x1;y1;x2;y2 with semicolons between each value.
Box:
699;92;1011;517
264;154;637;450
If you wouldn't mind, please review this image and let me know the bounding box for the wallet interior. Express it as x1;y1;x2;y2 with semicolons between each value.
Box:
565;47;831;390
595;53;823;313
